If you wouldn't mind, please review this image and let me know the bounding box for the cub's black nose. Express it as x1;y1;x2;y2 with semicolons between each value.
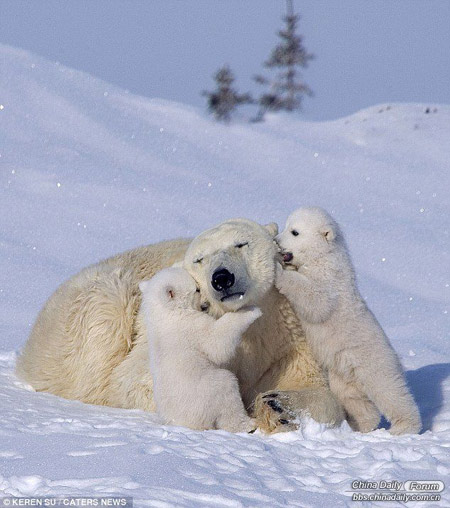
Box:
211;268;235;292
283;252;293;263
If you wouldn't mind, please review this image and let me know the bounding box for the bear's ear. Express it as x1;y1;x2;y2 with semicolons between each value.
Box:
320;225;336;242
264;222;278;237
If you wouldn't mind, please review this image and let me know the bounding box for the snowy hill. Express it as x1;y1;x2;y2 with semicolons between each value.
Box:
1;44;449;506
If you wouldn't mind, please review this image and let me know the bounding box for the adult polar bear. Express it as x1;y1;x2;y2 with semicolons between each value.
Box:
16;218;343;433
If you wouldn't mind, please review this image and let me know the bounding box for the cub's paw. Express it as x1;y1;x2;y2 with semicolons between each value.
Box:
354;416;381;434
237;306;263;323
389;416;422;435
275;262;284;279
274;263;290;289
251;392;299;434
346;405;381;433
221;416;257;434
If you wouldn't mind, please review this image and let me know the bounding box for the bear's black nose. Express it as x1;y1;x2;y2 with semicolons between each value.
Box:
211;268;235;292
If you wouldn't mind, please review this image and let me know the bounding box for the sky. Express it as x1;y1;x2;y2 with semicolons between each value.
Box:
1;0;449;120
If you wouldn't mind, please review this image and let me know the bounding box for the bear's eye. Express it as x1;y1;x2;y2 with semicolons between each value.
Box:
235;242;249;248
193;257;203;264
291;230;299;237
195;287;200;293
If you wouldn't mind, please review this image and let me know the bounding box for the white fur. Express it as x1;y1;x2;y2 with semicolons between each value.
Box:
140;267;261;432
275;207;421;435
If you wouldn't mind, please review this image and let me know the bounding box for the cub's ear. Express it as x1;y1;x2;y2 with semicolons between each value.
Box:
165;285;176;300
264;222;279;237
320;225;336;242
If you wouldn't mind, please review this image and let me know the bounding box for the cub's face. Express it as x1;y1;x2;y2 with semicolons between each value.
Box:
140;267;203;312
184;219;278;317
168;277;203;312
276;207;337;268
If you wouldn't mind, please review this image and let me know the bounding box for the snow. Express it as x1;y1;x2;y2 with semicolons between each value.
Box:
1;44;450;506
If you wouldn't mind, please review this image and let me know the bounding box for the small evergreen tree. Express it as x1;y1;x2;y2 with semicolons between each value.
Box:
254;0;314;121
203;65;253;122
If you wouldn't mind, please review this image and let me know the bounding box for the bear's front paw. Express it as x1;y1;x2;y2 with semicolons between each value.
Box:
251;392;299;434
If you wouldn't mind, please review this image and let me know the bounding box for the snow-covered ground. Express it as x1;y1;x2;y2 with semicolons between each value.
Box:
1;44;449;506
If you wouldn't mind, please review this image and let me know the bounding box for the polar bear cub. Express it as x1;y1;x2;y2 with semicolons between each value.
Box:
140;267;261;432
275;207;421;435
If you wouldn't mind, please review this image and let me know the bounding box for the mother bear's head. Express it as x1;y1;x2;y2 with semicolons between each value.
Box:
183;219;279;317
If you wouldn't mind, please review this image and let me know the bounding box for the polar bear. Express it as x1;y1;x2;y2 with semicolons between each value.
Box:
16;218;344;433
140;267;261;432
275;207;421;434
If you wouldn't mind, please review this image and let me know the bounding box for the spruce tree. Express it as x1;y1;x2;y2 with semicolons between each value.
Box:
254;0;313;121
203;65;252;122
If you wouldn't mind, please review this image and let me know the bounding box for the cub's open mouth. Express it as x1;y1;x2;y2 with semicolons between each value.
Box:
220;292;245;302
